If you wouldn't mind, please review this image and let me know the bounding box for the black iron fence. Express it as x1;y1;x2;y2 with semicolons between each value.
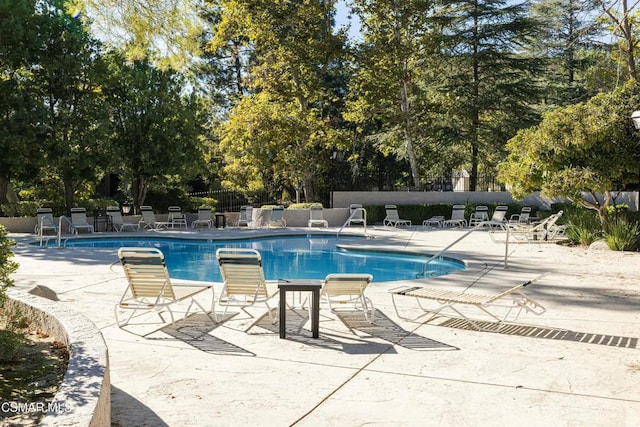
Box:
189;190;278;212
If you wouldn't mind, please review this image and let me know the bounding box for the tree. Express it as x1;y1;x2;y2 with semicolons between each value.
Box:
598;0;639;81
0;0;47;205
346;0;435;190
213;0;349;202
68;0;204;69
528;0;612;108
498;80;640;227
34;0;110;212
434;0;543;190
103;53;207;212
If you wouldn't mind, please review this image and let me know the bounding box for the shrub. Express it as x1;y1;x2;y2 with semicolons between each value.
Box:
288;203;323;209
565;208;602;246
0;225;18;306
0;201;42;217
605;218;640;251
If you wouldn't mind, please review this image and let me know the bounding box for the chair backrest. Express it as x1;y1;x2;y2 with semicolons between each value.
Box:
490;206;508;222
36;208;55;226
216;248;268;298
322;274;373;297
450;205;466;220
271;206;284;221
140;206;157;223
350;204;364;221
70;207;90;225
197;207;212;220
168;206;182;221
239;205;253;223
310;206;324;220
473;205;489;219
519;207;531;222
106;206;124;224
546;210;563;229
118;247;175;300
385;205;400;220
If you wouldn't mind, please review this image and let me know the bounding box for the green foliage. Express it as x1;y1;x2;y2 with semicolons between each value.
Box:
564;208;602;246
190;198;217;211
0;201;42;217
288;203;323;210
103;52;207;211
0;329;26;363
499;80;640;227
0;225;18;306
605;218;640;251
144;188;197;213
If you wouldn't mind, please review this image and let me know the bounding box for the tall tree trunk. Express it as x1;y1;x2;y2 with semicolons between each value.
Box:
0;179;9;205
62;173;75;215
132;176;148;215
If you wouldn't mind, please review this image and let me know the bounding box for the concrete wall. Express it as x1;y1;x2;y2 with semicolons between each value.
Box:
332;191;640;211
4;291;110;426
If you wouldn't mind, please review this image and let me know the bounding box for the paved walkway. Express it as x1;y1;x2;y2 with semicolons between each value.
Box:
9;226;640;426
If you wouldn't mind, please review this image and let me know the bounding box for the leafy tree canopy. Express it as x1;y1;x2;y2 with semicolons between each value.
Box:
499;80;640;224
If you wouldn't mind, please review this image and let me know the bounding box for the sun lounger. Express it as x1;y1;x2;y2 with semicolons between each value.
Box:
115;247;216;328
383;205;411;227
308;206;328;228
216;248;278;324
443;205;467;227
35;207;58;235
390;277;546;331
191;206;213;229
423;216;445;227
70;207;94;234
321;273;374;322
107;206;139;232
139;206;170;230
268;205;286;228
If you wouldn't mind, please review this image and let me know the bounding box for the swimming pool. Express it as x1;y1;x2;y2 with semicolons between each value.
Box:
64;235;464;282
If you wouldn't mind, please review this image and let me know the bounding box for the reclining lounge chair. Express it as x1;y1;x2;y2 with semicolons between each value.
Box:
115;247;216;328
390;277;546;331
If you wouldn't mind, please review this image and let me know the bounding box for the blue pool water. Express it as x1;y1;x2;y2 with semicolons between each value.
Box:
64;235;464;282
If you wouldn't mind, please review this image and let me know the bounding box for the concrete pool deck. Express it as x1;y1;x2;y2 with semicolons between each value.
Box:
7;226;640;426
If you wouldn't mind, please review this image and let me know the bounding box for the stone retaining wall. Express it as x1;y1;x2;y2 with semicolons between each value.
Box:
4;291;110;426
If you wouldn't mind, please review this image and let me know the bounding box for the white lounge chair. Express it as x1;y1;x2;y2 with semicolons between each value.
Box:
215;248;278;324
321;273;374;323
347;204;366;227
107;206;138;232
34;207;58;235
191;207;213;229
168;206;187;229
468;205;489;227
70;208;94;234
443;205;467;227
509;206;532;224
268;205;286;228
390;277;546;331
383;205;412;227
508;211;566;243
308;206;328;228
115;247;216;328
422;215;445;228
139;206;170;230
236;205;253;228
480;205;508;229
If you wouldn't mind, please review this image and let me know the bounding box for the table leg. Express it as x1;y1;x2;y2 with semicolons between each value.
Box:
312;289;320;338
279;289;286;339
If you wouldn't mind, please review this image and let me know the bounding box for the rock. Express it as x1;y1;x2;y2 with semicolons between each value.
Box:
588;240;611;251
29;285;59;301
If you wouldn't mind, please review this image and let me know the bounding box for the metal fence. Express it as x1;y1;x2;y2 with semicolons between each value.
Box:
189;190;278;212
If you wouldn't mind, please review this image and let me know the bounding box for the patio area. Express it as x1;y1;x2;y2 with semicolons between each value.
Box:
7;226;640;426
